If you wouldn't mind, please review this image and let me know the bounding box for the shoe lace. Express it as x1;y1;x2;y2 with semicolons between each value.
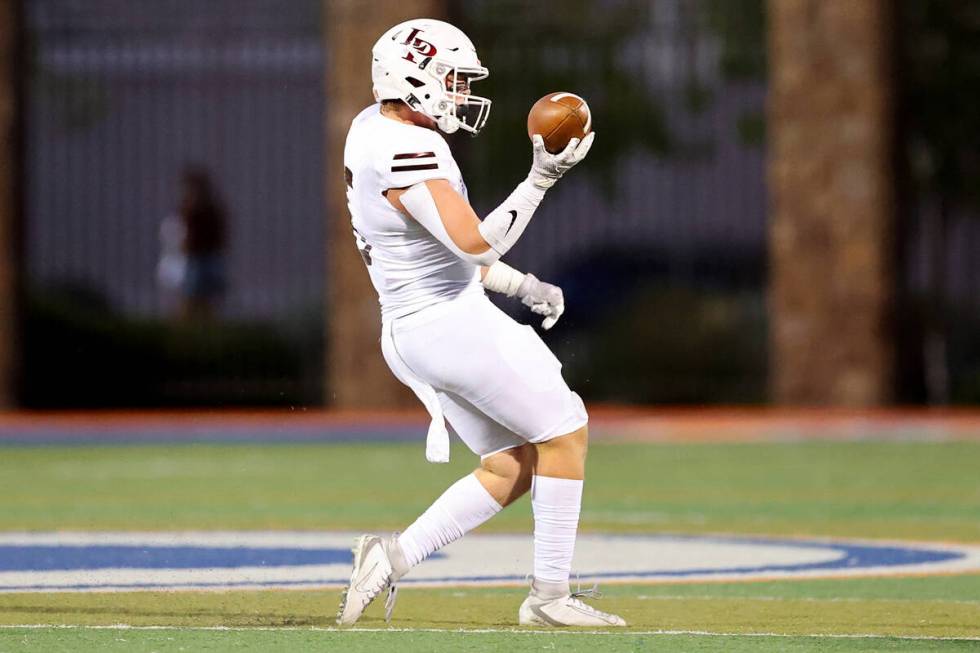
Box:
383;532;403;623
568;578;617;618
570;578;603;600
384;584;398;623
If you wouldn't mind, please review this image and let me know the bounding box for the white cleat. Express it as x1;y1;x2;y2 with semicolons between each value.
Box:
336;535;394;626
518;581;626;627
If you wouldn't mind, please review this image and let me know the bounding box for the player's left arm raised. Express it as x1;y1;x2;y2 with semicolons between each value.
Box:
387;133;594;329
387;182;565;329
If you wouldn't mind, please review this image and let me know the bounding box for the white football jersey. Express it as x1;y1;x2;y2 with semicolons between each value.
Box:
344;104;483;322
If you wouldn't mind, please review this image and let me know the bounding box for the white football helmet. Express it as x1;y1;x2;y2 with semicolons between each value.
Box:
372;19;491;135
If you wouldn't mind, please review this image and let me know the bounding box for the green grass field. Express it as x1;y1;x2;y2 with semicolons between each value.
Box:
2;440;979;651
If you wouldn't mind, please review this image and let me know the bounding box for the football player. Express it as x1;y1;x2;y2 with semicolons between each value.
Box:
337;18;623;628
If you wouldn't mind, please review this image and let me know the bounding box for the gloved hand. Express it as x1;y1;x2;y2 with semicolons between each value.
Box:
516;273;565;330
528;132;596;190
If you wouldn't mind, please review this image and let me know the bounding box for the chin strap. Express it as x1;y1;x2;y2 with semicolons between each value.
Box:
436;114;459;135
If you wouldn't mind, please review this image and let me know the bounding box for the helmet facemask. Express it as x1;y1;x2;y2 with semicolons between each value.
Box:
431;62;491;135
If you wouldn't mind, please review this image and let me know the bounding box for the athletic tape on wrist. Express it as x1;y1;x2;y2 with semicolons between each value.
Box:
481;261;526;297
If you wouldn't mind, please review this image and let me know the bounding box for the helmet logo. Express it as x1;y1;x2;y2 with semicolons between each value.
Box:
400;27;438;63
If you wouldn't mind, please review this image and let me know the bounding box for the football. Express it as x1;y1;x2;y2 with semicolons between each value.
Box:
527;92;593;154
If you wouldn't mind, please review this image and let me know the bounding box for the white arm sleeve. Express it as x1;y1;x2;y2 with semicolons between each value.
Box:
399;175;547;267
400;182;499;267
478;177;546;258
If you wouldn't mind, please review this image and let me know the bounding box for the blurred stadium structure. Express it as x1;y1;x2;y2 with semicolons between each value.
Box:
0;0;977;409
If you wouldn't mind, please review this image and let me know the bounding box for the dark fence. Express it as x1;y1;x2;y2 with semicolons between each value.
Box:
899;202;980;404
893;0;980;405
23;0;325;406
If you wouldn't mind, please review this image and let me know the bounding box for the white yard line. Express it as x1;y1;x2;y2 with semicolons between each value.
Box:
634;594;980;606
0;624;978;641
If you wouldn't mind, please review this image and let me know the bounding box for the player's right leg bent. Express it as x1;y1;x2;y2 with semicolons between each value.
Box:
336;440;534;626
335;389;534;626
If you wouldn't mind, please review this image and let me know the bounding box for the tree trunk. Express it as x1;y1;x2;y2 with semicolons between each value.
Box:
323;0;448;408
767;0;897;405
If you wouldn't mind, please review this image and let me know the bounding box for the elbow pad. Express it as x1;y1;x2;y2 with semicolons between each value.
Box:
400;183;499;266
478;177;546;258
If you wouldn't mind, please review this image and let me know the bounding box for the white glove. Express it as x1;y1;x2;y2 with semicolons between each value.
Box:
528;132;596;189
516;273;565;330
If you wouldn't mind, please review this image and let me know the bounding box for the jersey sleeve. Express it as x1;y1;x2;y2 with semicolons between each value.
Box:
376;128;455;190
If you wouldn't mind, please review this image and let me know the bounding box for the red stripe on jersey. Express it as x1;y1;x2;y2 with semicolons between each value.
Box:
392;152;436;160
391;163;439;172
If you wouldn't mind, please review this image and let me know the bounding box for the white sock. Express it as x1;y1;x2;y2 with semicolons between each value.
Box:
531;475;583;593
397;473;502;569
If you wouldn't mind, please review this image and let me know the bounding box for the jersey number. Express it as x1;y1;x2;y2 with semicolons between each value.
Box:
353;228;372;267
347;169;373;267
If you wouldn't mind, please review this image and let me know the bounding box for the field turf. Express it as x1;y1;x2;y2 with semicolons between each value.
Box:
2;439;979;651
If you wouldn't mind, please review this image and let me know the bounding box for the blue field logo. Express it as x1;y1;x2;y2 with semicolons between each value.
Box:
0;532;977;592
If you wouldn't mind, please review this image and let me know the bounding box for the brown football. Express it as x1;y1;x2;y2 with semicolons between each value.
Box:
527;92;593;154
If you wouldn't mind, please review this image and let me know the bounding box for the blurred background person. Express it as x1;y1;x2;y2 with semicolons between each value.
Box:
157;196;187;316
158;167;229;321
